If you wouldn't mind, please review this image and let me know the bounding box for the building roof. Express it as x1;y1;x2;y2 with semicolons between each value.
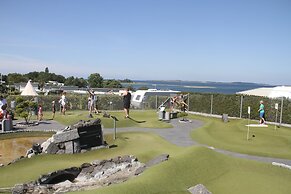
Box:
237;86;291;98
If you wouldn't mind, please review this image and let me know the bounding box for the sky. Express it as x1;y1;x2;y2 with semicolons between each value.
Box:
0;0;290;85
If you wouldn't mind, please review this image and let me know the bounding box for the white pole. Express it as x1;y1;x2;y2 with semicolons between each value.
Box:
247;106;251;140
279;97;284;126
210;94;213;114
275;103;278;130
187;93;190;112
240;95;243;118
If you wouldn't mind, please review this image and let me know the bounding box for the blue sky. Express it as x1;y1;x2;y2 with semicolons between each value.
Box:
0;0;290;85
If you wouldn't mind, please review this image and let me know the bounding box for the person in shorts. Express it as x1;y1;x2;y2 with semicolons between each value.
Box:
123;88;131;118
258;100;266;124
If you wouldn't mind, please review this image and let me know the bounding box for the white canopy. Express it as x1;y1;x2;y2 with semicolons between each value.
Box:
21;80;38;96
237;86;291;99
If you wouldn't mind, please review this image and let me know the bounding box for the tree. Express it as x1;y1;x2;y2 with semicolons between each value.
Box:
88;73;103;88
15;96;37;124
7;73;28;84
64;76;75;86
121;78;133;83
103;79;122;88
45;67;49;73
75;77;88;88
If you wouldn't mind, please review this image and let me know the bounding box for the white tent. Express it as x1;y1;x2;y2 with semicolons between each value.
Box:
21;80;38;96
237;86;291;99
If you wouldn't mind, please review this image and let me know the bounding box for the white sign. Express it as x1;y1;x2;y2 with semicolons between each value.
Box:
275;103;279;110
248;106;251;115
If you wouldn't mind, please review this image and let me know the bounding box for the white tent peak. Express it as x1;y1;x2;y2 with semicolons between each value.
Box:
21;80;38;96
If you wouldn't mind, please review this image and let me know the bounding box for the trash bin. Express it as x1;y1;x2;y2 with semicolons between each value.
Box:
2;118;13;132
158;111;165;120
222;114;228;122
164;112;170;121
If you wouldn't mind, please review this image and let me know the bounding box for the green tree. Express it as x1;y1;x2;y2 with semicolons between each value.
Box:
7;73;28;84
88;73;103;88
75;77;87;88
103;79;122;88
45;67;49;73
64;76;75;86
121;78;133;83
15;96;37;124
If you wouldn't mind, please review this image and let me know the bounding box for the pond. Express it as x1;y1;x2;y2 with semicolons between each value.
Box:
0;137;48;165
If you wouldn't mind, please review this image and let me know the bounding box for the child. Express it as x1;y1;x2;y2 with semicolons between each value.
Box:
38;105;43;121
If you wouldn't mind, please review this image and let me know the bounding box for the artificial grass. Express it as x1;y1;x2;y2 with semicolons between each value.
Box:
1;132;291;194
42;110;172;128
190;114;291;160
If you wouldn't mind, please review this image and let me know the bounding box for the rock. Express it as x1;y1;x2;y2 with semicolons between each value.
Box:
12;155;146;193
0;163;4;167
188;184;212;194
81;163;92;168
91;160;101;166
45;142;59;154
41;137;53;152
56;149;65;154
12;183;29;194
27;152;35;158
53;129;79;143
134;165;146;175
38;167;81;185
145;154;169;168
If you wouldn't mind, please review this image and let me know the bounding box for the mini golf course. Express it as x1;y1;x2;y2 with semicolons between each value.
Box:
1;110;291;194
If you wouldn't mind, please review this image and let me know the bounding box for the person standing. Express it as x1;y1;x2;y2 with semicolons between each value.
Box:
38;105;43;121
123;88;131;118
258;100;266;124
52;101;56;119
59;92;67;115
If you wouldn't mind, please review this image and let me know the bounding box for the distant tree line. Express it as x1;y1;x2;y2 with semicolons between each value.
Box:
0;67;133;89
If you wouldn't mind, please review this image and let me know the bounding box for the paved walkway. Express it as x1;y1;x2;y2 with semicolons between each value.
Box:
11;119;66;132
103;118;291;166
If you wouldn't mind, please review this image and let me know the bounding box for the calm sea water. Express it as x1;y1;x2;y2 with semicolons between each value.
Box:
122;80;275;94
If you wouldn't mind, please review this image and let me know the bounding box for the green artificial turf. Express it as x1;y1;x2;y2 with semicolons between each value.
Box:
42;110;172;128
190;115;291;160
1;132;291;194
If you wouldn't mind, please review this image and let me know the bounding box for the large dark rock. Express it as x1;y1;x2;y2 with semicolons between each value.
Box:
38;167;81;185
188;184;212;194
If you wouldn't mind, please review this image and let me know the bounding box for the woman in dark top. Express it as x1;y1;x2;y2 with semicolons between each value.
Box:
123;88;131;118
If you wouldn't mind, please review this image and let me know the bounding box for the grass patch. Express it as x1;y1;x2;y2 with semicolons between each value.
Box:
0;131;54;140
41;110;172;128
1;132;291;194
190;114;291;159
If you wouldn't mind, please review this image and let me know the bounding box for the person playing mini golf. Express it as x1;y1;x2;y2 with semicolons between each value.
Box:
258;100;266;124
123;88;131;118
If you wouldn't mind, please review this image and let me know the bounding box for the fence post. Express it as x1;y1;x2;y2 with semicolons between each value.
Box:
187;93;190;111
279;97;284;126
210;94;213;114
240;95;243;118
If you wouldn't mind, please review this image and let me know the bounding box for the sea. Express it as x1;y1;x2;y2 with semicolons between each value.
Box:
122;80;275;94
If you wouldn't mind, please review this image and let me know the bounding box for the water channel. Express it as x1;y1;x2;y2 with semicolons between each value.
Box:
0;137;48;165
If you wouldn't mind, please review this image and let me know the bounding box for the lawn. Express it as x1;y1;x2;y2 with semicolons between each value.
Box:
3;111;291;193
190;114;291;160
41;110;172;128
1;132;291;194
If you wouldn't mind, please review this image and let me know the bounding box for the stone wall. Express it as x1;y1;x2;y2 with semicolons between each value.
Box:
27;119;106;158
